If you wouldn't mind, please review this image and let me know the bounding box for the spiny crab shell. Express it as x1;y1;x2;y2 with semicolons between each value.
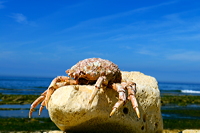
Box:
66;58;122;85
29;57;140;119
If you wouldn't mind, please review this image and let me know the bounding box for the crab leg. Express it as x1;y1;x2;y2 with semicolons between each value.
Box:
126;82;140;118
45;86;56;108
39;100;46;116
45;76;77;108
29;76;78;118
29;90;47;118
110;83;126;117
88;76;105;104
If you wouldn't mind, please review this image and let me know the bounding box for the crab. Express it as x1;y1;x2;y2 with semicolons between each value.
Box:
29;58;140;118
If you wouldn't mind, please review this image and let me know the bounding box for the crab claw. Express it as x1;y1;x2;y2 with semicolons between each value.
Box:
109;108;117;117
110;82;140;118
29;95;45;118
29;108;34;118
110;83;126;117
109;100;124;117
129;94;140;118
39;100;46;116
135;107;140;119
127;83;140;118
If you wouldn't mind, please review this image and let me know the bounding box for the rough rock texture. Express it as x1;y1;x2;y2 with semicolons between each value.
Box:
182;130;200;133
48;71;163;133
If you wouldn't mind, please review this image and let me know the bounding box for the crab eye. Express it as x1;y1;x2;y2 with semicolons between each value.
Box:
80;71;86;75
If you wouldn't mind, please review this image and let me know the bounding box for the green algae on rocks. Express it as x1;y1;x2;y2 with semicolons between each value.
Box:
161;95;200;106
0;118;59;131
0;93;39;104
163;119;200;130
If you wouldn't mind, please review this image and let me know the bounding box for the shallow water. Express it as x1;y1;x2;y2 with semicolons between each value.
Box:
161;103;200;120
0;109;49;118
0;76;200;95
0;76;52;95
162;104;200;109
0;104;30;108
159;82;200;96
0;104;49;118
0;76;200;119
0;103;199;119
162;113;200;119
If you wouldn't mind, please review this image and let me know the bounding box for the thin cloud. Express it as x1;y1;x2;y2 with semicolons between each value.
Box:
95;1;177;23
113;0;177;18
166;51;200;61
85;51;106;56
9;13;37;26
0;1;6;9
120;45;132;50
0;51;15;60
137;49;157;56
10;13;28;24
59;1;177;34
172;34;200;41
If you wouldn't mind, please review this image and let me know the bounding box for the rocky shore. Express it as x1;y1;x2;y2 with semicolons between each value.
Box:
3;129;200;133
0;71;200;132
47;71;163;132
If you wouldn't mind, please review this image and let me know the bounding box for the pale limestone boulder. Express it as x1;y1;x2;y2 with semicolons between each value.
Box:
48;71;163;133
182;130;200;133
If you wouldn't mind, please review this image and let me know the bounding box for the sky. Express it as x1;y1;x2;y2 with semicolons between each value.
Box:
0;0;200;83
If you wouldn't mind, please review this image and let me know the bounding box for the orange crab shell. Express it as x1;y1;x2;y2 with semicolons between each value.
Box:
65;58;122;84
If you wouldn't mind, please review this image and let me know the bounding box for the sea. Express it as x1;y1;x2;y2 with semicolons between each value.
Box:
0;76;200;119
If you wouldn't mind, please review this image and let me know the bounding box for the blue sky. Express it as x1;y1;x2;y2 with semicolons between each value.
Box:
0;0;200;83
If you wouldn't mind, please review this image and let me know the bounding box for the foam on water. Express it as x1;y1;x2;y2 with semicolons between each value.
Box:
182;90;200;94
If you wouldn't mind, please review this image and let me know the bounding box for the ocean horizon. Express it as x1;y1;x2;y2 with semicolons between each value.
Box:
0;75;200;96
0;75;200;119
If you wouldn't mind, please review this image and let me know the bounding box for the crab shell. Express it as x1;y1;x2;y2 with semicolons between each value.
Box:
66;58;122;85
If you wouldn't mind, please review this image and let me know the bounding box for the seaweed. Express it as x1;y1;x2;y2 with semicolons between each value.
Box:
1;94;200;131
0;118;59;131
163;119;200;130
161;95;200;106
0;94;39;104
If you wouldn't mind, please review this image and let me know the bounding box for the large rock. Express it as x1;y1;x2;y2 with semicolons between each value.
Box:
48;71;163;133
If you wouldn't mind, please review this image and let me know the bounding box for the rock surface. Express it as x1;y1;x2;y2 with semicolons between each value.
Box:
48;71;163;133
182;130;200;133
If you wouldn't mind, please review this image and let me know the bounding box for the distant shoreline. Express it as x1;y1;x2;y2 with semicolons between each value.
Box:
1;75;200;84
0;94;200;131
